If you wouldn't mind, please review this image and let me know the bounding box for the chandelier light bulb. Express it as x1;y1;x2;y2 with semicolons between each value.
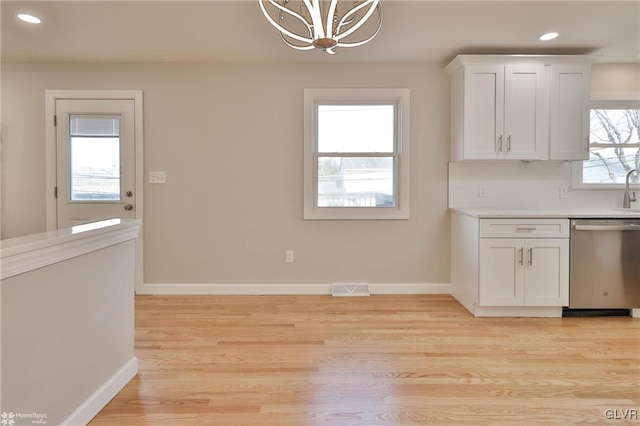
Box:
259;0;383;54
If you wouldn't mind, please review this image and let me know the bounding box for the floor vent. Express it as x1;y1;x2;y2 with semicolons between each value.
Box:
331;283;370;297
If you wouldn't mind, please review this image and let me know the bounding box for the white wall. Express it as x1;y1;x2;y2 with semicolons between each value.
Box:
448;161;626;209
2;240;136;424
591;63;640;93
449;63;640;210
1;62;450;287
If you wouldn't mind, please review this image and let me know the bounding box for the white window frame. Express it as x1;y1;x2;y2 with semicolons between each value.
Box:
303;89;410;220
571;92;640;189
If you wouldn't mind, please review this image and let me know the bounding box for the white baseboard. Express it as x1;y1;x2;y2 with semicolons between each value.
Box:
370;283;450;294
142;282;450;295
60;357;138;426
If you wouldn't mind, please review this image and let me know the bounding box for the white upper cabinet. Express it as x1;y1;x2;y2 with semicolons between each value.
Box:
446;55;591;162
549;64;591;160
503;64;549;160
461;64;504;159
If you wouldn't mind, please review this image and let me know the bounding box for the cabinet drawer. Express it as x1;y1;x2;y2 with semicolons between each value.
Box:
480;219;569;238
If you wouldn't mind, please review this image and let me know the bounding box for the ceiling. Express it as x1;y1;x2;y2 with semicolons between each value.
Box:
2;1;639;65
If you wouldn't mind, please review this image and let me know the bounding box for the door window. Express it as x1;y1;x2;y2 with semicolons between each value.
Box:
69;115;122;201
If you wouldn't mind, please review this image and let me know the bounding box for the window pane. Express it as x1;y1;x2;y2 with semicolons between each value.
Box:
590;109;640;145
583;147;640;184
585;108;640;184
317;104;394;153
70;115;121;201
317;156;395;207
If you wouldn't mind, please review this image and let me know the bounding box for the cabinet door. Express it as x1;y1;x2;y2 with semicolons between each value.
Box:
463;65;504;159
479;238;525;306
549;65;590;160
524;239;569;306
503;65;549;160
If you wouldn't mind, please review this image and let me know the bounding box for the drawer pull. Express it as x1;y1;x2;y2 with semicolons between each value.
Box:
516;227;537;231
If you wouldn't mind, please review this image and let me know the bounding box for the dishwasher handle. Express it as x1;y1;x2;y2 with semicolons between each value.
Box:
572;224;640;231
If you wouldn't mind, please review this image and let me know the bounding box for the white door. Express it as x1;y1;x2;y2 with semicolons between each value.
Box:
524;239;569;306
503;64;548;160
479;238;525;306
549;64;590;160
463;64;504;159
56;99;136;228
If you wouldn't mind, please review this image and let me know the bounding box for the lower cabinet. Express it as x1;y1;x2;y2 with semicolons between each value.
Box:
479;238;569;306
450;214;570;317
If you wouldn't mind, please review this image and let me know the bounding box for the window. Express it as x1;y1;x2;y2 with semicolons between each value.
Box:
303;89;410;219
573;95;640;188
69;115;122;201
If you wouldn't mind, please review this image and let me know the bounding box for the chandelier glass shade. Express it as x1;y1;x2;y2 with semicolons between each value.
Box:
259;0;383;55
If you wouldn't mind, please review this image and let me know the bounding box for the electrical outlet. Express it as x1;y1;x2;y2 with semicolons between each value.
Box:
478;185;487;198
559;186;568;199
285;250;294;263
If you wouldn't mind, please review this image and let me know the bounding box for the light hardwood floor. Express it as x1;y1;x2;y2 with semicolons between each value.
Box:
90;295;640;425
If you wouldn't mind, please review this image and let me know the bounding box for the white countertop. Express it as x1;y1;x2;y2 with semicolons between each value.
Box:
1;218;141;259
451;208;640;219
2;218;141;280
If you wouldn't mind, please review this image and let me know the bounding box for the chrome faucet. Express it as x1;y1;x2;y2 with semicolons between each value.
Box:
623;168;639;208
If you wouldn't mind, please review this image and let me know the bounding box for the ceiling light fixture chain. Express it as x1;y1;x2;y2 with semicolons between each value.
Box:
259;0;383;55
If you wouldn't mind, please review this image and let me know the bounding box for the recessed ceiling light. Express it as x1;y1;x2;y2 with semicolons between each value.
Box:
17;13;41;24
539;32;559;41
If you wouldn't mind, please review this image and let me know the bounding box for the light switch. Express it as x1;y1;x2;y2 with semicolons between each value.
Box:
149;171;166;184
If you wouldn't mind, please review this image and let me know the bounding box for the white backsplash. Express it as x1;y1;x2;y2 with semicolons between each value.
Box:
448;161;635;209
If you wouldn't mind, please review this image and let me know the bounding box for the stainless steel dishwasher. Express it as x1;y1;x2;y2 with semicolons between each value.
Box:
570;219;640;308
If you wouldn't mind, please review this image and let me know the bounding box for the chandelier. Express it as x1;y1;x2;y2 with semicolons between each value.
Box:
258;0;383;55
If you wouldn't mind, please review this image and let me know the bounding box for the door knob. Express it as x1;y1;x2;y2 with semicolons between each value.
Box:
124;204;133;211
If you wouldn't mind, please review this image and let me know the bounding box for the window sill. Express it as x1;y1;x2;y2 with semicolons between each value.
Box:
572;185;631;190
303;207;410;220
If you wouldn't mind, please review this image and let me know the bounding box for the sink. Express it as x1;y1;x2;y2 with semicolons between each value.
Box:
610;208;640;212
